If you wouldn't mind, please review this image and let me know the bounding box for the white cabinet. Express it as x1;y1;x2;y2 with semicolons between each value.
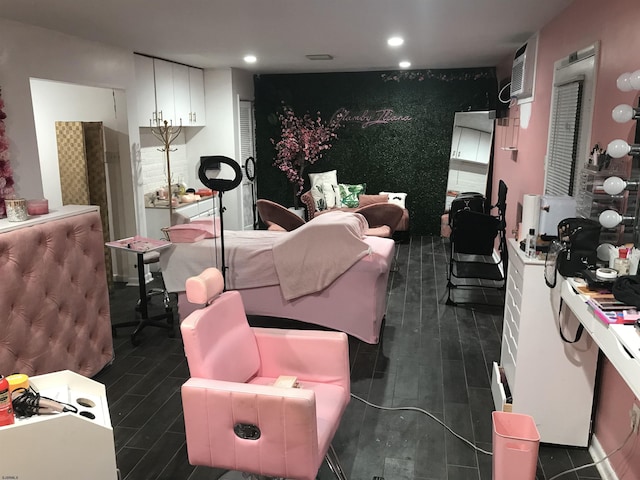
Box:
450;126;491;164
491;239;598;447
134;54;206;127
188;67;206;126
134;54;157;127
153;58;176;126
172;63;191;127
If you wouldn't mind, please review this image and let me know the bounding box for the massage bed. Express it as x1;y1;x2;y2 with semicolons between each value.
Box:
160;211;395;344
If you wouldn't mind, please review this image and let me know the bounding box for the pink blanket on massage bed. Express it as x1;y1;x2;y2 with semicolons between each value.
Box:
160;211;395;343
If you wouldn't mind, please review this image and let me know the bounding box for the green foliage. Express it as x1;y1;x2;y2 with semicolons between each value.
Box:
254;69;497;234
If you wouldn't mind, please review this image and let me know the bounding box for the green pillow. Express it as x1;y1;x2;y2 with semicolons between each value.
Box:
339;183;366;208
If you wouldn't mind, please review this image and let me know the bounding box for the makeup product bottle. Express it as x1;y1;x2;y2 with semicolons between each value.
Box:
526;228;536;258
614;247;630;276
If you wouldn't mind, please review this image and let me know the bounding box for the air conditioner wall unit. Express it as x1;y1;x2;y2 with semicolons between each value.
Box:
510;34;538;101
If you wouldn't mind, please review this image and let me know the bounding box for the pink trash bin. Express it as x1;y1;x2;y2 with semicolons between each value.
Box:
492;411;540;480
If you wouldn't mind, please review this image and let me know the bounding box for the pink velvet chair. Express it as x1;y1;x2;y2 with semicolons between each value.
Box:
180;267;351;480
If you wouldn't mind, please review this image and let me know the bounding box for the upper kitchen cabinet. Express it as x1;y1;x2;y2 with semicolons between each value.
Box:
134;55;157;127
134;54;206;127
188;67;205;126
172;64;206;127
153;58;176;126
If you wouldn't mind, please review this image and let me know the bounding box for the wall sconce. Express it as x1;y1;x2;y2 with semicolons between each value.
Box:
599;209;635;229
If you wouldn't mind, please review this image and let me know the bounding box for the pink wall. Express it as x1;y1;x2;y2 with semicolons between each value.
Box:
492;0;640;476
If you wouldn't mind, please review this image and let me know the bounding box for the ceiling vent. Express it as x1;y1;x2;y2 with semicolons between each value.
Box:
510;34;538;100
305;54;334;61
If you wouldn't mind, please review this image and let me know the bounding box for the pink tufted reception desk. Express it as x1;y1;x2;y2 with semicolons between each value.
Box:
0;205;114;377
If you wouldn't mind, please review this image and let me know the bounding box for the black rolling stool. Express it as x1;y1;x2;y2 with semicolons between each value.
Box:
110;243;175;346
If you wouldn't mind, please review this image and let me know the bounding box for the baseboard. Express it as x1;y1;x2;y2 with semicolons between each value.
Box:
590;434;619;480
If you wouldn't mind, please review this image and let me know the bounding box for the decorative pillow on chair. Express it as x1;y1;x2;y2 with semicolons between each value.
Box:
358;193;389;207
309;170;340;210
379;191;407;209
339;183;366;208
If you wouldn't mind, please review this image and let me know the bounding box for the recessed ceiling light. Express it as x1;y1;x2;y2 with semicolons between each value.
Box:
244;55;257;64
387;37;404;47
399;61;411;68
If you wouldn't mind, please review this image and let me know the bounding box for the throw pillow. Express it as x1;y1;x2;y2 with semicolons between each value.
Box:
358;194;389;207
322;182;338;208
309;170;339;210
380;191;407;209
339;183;366;208
310;184;328;211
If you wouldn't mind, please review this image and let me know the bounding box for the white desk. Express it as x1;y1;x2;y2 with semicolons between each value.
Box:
561;279;640;400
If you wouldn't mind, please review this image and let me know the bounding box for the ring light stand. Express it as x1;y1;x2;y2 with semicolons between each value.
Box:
198;156;243;288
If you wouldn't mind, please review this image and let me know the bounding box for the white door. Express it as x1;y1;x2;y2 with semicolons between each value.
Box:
239;99;256;230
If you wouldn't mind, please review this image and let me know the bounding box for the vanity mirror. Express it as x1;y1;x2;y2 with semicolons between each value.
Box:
445;111;495;210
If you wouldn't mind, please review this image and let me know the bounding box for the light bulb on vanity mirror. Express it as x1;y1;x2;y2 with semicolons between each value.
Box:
606;139;640;158
612;104;640;123
599;209;634;229
616;70;640;92
602;176;639;195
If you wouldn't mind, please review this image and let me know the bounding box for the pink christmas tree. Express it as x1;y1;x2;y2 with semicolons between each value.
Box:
0;90;15;217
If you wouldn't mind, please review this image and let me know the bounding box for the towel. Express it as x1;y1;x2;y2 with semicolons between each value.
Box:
272;211;371;300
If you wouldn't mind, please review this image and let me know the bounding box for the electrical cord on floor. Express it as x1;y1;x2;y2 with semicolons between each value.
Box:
545;428;634;480
350;393;493;455
352;393;636;479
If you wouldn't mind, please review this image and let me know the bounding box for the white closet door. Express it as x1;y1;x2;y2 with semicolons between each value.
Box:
239;99;256;230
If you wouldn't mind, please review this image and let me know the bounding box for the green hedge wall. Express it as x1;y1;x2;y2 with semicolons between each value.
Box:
254;68;497;235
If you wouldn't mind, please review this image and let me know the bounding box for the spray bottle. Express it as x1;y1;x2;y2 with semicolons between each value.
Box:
0;375;15;426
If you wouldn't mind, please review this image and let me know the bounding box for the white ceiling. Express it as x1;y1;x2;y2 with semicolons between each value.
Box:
0;0;574;73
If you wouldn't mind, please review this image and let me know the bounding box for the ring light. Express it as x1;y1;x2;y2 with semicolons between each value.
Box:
198;156;242;192
244;156;256;182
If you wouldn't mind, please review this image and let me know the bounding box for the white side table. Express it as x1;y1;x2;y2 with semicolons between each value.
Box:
0;370;117;479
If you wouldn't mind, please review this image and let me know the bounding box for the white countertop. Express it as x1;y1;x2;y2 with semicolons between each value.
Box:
508;238;546;265
0;205;99;234
561;278;640;399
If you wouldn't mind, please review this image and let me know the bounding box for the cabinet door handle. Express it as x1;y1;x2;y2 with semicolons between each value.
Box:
193;112;197;123
189;112;193;123
158;110;163;121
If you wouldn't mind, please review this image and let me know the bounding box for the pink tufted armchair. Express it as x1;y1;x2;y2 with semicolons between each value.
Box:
180;268;350;480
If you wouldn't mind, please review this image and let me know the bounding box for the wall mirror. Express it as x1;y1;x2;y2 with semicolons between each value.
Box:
445;111;495;210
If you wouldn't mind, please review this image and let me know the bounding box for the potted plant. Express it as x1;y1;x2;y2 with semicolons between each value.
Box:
271;104;342;210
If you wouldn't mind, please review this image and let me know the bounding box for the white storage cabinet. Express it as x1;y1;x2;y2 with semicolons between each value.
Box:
491;239;598;446
134;54;206;127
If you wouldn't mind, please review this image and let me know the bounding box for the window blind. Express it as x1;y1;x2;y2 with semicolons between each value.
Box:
545;80;584;196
